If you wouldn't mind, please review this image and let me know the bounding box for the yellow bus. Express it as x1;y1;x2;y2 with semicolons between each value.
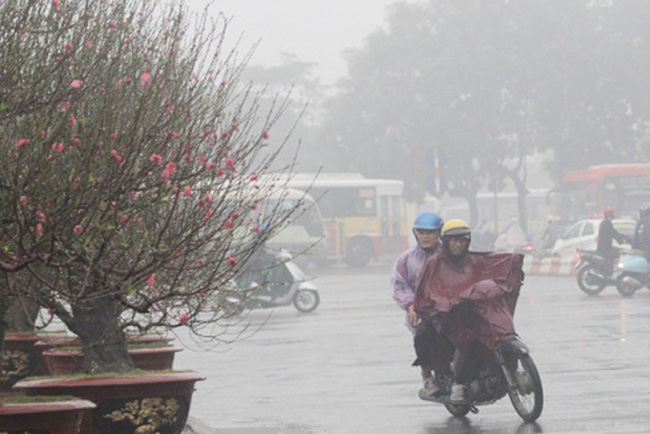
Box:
270;173;409;267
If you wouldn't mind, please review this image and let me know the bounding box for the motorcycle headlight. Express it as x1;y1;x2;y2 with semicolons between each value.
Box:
616;262;625;270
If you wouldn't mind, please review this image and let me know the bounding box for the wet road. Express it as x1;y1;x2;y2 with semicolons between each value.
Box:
176;263;650;433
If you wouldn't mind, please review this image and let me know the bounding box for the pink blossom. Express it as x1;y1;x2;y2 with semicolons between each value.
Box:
20;196;28;207
228;256;237;266
110;131;119;141
249;174;258;182
232;211;239;219
85;40;93;49
225;220;233;229
162;161;177;183
64;42;73;52
69;114;77;126
39;130;47;139
37;211;46;223
149;154;162;166
251;203;258;210
52;0;61;10
225;159;236;171
36;223;43;238
73;225;83;235
215;168;225;177
263;131;270;140
147;274;156;287
110;149;123;163
139;68;152;88
179;313;190;325
51;142;65;154
183;186;192;197
16;138;30;148
252;227;259;233
71;79;82;89
206;161;215;170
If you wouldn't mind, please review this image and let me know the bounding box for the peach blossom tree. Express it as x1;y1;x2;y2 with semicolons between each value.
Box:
0;0;305;373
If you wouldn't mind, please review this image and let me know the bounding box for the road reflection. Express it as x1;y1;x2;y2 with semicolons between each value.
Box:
418;416;543;434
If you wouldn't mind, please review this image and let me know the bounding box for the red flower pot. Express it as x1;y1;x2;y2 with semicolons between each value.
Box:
0;397;96;434
13;371;205;434
42;346;183;375
1;333;44;392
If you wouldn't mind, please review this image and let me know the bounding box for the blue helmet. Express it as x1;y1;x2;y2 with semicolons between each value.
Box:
413;213;443;232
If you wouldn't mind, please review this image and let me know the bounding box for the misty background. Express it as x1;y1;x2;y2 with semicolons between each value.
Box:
189;0;650;230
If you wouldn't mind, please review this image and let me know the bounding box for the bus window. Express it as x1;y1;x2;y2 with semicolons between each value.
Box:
263;173;409;267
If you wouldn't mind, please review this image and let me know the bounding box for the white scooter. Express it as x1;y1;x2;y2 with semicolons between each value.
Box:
226;249;320;314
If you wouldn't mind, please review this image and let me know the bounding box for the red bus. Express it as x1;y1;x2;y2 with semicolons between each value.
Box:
556;164;650;221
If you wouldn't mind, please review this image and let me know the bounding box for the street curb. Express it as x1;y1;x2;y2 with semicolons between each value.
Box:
523;256;577;277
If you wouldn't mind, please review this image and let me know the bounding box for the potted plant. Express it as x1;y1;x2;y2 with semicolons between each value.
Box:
41;341;183;375
1;0;307;432
0;394;96;434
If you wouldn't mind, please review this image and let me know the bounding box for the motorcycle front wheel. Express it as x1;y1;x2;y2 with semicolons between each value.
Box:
293;289;320;313
576;265;605;295
506;353;543;422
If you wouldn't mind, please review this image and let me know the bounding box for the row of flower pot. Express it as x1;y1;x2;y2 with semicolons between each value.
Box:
0;332;204;434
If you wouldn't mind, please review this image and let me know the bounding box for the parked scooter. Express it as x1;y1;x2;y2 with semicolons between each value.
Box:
574;249;618;295
615;250;650;297
226;249;320;314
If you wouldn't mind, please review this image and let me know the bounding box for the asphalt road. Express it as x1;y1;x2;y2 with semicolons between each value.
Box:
176;262;650;433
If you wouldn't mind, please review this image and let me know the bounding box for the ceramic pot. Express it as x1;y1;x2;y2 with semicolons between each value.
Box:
42;346;183;375
13;371;205;434
0;397;96;434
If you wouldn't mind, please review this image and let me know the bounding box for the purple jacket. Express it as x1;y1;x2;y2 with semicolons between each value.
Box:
391;243;437;334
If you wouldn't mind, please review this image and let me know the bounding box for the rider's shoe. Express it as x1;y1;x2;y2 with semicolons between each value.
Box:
418;376;442;400
449;384;467;404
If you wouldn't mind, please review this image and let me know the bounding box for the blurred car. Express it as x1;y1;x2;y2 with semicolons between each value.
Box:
551;219;636;258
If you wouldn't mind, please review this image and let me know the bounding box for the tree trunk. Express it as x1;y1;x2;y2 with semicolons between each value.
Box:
0;293;8;368
5;297;39;332
70;295;134;374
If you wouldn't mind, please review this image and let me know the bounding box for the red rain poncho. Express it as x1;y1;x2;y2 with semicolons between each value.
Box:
414;251;524;354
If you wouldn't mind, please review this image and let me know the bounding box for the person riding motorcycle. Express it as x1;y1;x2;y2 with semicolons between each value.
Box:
414;219;524;404
632;202;650;259
597;206;628;269
391;212;444;398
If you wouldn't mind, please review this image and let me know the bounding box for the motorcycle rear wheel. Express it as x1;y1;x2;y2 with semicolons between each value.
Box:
506;353;543;422
615;273;639;297
293;289;320;313
576;266;605;295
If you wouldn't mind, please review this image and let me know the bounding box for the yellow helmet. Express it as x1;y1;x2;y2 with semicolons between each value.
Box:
441;218;471;238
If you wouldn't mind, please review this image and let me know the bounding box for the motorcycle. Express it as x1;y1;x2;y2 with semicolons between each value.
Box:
225;249;320;315
614;249;650;297
422;337;544;423
574;249;618;295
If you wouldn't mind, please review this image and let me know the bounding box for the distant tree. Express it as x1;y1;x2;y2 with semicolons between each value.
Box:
242;55;327;173
315;0;650;227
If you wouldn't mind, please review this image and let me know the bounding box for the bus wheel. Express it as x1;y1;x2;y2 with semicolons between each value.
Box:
345;239;373;267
